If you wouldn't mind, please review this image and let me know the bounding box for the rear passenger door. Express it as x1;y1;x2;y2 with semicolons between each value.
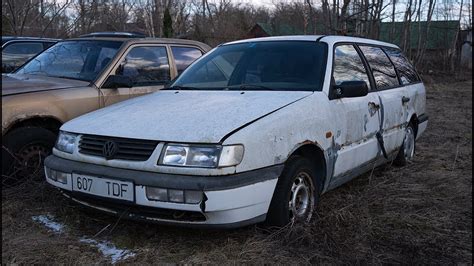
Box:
358;45;407;155
330;44;382;178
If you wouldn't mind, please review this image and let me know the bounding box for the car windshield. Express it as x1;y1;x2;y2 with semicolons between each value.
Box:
170;41;327;91
15;40;123;82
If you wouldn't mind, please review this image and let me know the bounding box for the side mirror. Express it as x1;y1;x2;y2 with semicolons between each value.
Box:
333;81;368;98
102;75;133;89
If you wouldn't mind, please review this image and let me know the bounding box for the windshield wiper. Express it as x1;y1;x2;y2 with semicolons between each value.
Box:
162;85;200;90
51;75;88;82
225;84;277;91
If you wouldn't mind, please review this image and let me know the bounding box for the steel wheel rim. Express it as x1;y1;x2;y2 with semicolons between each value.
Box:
14;144;49;179
288;171;314;222
404;127;415;161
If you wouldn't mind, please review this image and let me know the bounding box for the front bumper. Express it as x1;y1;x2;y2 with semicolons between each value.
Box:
44;155;282;228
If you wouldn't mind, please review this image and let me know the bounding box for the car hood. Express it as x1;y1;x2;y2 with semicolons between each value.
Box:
62;90;313;143
2;74;89;96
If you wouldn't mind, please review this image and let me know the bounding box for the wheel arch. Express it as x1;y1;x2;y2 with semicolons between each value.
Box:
4;116;63;136
408;113;419;137
287;141;327;193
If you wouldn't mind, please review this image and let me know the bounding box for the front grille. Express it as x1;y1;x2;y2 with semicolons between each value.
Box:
79;134;158;161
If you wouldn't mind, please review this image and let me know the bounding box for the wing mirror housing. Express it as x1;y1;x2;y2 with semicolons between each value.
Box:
333;81;369;98
102;75;133;89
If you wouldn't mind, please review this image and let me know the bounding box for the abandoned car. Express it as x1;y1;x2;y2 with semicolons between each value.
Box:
2;36;210;179
44;35;428;228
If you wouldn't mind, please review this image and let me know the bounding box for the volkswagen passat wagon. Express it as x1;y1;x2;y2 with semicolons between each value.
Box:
45;36;428;228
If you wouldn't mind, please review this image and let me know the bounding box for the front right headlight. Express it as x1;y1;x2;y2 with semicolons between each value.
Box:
159;144;244;168
55;131;77;154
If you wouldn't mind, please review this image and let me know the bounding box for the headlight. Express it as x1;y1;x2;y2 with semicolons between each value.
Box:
160;144;244;168
55;131;77;154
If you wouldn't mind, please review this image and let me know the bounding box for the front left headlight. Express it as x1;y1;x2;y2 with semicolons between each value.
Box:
55;131;78;154
160;144;244;168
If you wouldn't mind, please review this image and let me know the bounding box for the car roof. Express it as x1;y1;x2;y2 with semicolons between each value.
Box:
222;35;399;49
2;36;60;45
64;37;212;51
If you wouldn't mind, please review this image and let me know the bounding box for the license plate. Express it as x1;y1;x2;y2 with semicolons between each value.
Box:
72;173;134;202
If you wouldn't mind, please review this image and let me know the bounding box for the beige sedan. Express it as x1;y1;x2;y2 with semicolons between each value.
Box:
2;35;210;182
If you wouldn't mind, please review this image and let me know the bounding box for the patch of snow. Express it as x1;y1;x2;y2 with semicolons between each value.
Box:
32;215;64;233
80;237;136;264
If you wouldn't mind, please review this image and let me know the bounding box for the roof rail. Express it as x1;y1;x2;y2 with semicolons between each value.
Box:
79;32;146;38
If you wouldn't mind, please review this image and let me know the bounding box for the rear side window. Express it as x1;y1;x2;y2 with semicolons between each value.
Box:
383;48;420;85
332;44;372;91
116;46;171;86
3;42;44;55
171;46;202;75
2;42;45;73
359;46;399;90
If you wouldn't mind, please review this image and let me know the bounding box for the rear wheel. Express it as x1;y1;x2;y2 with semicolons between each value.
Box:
266;156;319;227
2;127;56;187
394;123;416;166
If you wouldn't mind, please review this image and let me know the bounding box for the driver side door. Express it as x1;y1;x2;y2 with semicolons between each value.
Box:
101;45;172;106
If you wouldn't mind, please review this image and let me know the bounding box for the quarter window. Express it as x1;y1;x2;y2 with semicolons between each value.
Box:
383;48;420;85
171;46;202;75
117;46;170;86
359;46;399;90
332;44;371;90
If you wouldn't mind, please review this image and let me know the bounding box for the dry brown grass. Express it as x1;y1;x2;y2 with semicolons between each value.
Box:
2;77;472;264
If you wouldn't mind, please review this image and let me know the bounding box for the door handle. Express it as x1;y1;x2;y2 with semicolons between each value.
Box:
402;96;410;104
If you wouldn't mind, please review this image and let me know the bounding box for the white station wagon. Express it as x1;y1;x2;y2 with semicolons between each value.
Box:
45;35;428;228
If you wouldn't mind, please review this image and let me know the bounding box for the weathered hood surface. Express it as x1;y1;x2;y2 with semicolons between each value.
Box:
62;90;312;143
2;74;89;96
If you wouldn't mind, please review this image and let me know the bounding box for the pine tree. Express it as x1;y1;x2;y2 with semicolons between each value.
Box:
163;8;173;38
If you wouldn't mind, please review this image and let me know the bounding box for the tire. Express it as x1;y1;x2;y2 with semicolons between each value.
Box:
266;156;320;227
394;122;416;166
2;127;57;186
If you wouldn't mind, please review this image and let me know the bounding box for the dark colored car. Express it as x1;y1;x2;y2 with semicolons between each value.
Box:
2;36;59;73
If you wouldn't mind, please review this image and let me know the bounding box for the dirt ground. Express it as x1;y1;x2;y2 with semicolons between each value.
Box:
2;76;472;264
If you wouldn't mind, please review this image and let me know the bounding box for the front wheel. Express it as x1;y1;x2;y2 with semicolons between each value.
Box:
266;156;319;227
2;127;57;186
394;123;416;166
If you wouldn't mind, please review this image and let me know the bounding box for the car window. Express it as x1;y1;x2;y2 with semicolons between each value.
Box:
116;46;171;86
173;41;327;91
43;42;56;50
94;47;116;72
2;42;46;73
187;51;243;86
359;46;399;90
17;40;122;82
3;42;44;54
171;46;202;75
383;48;420;85
332;44;372;90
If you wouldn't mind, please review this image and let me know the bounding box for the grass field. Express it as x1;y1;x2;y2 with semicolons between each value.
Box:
2;77;472;264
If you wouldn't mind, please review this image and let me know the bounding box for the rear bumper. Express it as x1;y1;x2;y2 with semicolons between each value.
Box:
44;155;282;228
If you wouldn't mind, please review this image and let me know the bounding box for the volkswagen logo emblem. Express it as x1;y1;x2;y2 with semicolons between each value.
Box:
103;141;119;160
